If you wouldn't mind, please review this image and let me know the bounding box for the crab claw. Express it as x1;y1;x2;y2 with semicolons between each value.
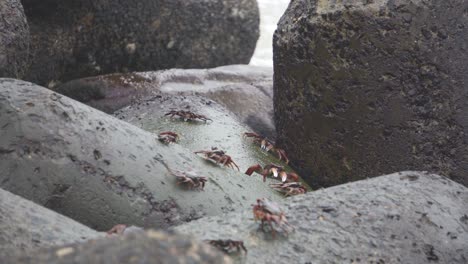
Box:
279;171;288;182
270;167;279;177
245;164;262;176
260;139;267;150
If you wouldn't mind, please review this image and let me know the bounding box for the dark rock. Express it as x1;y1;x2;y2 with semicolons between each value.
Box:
273;0;468;188
175;172;468;263
21;0;260;86
0;0;29;78
0;78;284;231
55;65;275;138
4;230;231;264
0;188;101;257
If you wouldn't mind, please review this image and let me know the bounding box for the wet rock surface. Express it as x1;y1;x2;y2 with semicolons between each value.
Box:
176;172;468;264
114;94;285;175
21;0;259;86
273;0;468;188
0;78;283;231
0;0;29;78
0;188;101;257
4;230;231;264
56;65;275;138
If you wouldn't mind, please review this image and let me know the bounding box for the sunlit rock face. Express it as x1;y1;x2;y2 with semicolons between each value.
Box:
273;0;468;188
176;172;468;264
0;0;29;78
21;0;259;86
0;78;285;231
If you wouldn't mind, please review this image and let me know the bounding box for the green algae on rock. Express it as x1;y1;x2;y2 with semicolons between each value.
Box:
113;93;311;190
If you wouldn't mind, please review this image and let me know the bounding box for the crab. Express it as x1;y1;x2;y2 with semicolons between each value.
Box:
106;224;127;236
165;110;212;122
194;148;240;171
270;182;307;197
158;131;179;144
243;132;289;164
245;163;299;182
205;239;247;255
171;170;208;191
106;224;143;236
252;198;292;236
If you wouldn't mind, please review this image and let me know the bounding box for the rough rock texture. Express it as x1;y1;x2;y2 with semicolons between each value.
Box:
0;188;101;257
176;172;468;264
273;0;468;188
21;0;259;86
0;0;29;78
55;65;276;138
0;79;283;231
4;230;231;264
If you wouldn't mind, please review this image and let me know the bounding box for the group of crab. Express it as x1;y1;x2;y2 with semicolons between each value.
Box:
153;109;303;254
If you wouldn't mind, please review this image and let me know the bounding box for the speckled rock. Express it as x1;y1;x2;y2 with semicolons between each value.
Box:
4;230;231;264
0;0;29;78
0;78;284;231
21;0;259;86
55;65;275;138
273;0;468;188
176;171;468;264
0;188;102;257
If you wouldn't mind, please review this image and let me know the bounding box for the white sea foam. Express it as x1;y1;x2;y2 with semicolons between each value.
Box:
249;0;290;68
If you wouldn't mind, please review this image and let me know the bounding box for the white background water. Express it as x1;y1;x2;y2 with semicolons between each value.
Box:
250;0;290;68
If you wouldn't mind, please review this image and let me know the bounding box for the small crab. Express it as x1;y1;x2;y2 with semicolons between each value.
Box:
252;198;292;236
205;239;247;255
106;224;143;236
245;163;299;182
270;182;307;197
106;224;127;236
244;132;289;164
158;131;179;144
165;110;212;122
194;148;240;171
171;170;207;191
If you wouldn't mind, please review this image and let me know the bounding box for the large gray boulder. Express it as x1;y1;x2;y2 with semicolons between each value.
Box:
4;230;231;264
176;172;468;263
0;188;101;257
55;65;275;138
273;0;468;188
0;0;29;78
0;78;284;231
21;0;259;86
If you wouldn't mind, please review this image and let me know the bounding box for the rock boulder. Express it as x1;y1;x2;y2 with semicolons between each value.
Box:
0;0;29;78
56;65;276;138
0;188;101;257
0;78;282;231
21;0;260;86
4;230;230;264
273;0;468;188
176;172;468;263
